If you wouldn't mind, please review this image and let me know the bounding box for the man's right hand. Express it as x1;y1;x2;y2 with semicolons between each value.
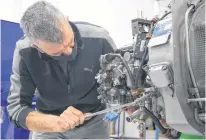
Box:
53;106;90;132
25;106;91;132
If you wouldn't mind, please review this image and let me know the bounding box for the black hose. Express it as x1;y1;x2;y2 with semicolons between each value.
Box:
134;11;172;87
143;106;167;134
134;46;148;86
133;23;153;87
143;106;181;139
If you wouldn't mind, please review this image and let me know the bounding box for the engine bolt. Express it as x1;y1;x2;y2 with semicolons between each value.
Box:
97;96;101;99
162;66;167;71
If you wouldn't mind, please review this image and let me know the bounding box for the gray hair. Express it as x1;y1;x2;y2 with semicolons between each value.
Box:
20;0;65;44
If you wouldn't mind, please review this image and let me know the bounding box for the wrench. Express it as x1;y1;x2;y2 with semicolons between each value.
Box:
84;93;152;119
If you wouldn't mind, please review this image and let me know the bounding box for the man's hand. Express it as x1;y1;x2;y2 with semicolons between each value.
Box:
25;107;92;132
53;106;90;132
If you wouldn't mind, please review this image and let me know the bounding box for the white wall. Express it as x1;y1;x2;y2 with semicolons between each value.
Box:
0;0;157;48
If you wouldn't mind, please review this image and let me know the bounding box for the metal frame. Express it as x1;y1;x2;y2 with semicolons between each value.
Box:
171;0;205;135
184;4;202;108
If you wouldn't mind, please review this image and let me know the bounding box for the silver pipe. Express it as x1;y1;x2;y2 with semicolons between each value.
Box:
187;98;206;102
110;121;116;135
185;5;202;108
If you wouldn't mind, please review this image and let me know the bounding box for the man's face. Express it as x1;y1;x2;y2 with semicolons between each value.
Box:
34;18;75;56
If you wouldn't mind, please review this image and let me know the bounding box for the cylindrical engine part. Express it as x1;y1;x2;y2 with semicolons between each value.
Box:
126;109;142;122
126;74;133;89
120;94;126;104
109;95;116;103
108;88;117;103
145;99;151;110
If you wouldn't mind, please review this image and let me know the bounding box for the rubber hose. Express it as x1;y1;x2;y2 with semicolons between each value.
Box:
143;106;167;134
159;11;172;21
134;47;148;86
143;106;182;139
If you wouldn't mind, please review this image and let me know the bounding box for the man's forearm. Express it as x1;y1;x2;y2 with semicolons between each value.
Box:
25;111;59;132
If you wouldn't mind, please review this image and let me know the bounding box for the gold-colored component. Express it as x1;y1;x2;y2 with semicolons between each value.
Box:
130;88;140;95
147;126;154;130
132;118;139;123
109;121;116;135
146;33;152;39
139;92;144;95
131;89;144;95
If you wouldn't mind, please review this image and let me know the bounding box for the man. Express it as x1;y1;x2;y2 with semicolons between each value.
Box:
7;1;117;139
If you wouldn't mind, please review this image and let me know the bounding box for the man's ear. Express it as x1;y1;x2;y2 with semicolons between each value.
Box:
31;44;44;53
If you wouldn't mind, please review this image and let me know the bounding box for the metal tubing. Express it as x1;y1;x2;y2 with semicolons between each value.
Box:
185;5;202;108
187;98;206;102
114;54;135;88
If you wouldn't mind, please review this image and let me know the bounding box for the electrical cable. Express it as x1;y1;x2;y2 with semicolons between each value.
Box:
134;11;172;87
143;106;167;134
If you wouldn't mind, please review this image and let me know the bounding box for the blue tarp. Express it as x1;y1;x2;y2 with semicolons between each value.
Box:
1;20;30;139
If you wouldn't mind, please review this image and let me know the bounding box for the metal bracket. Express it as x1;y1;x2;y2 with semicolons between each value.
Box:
187;98;206;103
